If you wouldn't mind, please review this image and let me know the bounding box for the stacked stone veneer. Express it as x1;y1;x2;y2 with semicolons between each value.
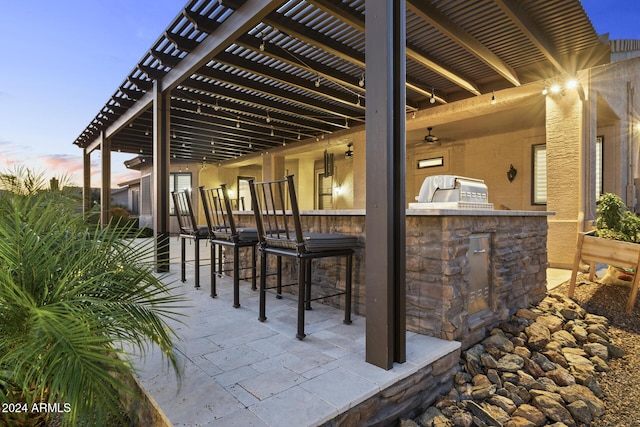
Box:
232;211;548;347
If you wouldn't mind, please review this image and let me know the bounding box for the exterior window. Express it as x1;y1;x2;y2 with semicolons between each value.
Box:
141;175;152;215
170;172;192;215
595;136;603;200
532;144;547;205
318;173;334;209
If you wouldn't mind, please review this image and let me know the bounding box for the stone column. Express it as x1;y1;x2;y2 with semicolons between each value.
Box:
545;88;586;268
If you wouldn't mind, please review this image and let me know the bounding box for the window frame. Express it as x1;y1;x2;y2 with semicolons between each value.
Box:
531;144;547;205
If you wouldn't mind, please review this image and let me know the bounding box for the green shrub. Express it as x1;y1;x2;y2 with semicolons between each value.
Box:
595;193;640;243
0;170;184;426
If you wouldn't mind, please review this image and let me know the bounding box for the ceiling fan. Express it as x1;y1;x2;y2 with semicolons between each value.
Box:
424;127;439;144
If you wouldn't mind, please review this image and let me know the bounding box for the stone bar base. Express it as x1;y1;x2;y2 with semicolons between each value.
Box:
233;209;549;348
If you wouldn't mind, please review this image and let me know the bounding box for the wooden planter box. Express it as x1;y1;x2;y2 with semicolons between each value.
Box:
569;230;640;312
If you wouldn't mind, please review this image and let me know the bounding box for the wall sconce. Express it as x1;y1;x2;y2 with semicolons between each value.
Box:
507;164;517;182
345;143;354;158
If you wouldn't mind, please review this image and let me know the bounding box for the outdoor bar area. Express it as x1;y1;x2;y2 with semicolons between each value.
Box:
69;0;625;424
230;177;550;350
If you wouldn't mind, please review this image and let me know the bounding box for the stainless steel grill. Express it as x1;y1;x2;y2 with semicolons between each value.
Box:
409;175;493;210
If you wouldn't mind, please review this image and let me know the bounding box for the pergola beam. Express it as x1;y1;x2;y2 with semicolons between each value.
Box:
493;0;568;75
407;0;521;88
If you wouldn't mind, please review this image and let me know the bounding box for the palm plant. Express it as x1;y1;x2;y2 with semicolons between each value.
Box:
0;169;184;426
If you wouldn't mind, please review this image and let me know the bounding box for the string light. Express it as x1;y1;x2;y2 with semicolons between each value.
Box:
298;130;301;140
266;112;271;123
491;90;496;105
315;76;321;88
196;103;202;114
359;74;365;87
214;99;220;111
430;88;436;104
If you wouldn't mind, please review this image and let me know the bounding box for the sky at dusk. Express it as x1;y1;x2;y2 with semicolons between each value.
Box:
0;1;639;188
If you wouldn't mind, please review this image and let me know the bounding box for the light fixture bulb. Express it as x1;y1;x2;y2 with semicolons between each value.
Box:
259;40;265;51
430;88;436;104
270;126;274;136
359;74;365;87
356;95;361;106
566;79;578;89
541;87;548;95
315;77;320;88
266;112;271;123
214;99;220;111
196;104;201;113
298;130;301;140
491;91;496;105
550;84;561;93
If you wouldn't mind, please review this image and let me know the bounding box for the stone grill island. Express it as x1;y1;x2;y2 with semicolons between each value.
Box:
236;207;550;350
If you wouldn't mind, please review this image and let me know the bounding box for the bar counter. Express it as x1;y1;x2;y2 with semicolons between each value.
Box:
234;209;550;348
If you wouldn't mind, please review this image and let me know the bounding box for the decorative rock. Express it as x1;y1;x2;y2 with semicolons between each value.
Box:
607;342;625;358
590;355;610;372
586;324;609;341
515;308;538;321
558;384;605;417
545;367;576;386
551;330;577;348
465;401;503;427
504;416;536;427
525;323;550;350
513;346;531;359
541;350;568;368
486;369;502;387
399;419;419;427
484;334;515;354
587;332;608;346
583;342;609;360
411;292;615;427
451;410;473;427
536;315;564;333
497;354;524;373
566;400;592;424
532;395;576;427
584;313;608;327
531;352;556;372
567;324;588;343
522;357;545;378
481;353;499;369
563;353;595;374
511;404;547;427
488;395;518;415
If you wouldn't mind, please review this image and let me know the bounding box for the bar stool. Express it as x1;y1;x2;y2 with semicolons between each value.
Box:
171;190;209;288
199;184;258;308
248;175;356;339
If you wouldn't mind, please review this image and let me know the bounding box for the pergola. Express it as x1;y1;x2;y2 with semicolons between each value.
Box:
73;0;605;369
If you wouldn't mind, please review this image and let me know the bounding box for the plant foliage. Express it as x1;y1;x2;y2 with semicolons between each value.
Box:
595;192;640;243
0;169;184;426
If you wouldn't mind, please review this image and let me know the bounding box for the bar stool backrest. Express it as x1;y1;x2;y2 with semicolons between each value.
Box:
171;190;198;235
199;184;238;239
249;175;305;252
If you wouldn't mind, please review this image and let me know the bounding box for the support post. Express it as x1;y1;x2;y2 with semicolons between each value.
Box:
100;132;111;228
83;148;92;217
365;0;407;369
153;80;171;272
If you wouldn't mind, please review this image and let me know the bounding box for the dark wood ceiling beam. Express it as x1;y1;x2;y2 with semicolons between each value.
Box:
138;64;168;81
172;95;322;140
213;51;365;111
306;0;477;98
149;50;182;68
406;0;521;88
164;32;200;53
493;0;568;74
170;100;305;143
183;9;223;34
177;79;341;132
234;34;365;94
196;65;363;122
263;13;366;68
